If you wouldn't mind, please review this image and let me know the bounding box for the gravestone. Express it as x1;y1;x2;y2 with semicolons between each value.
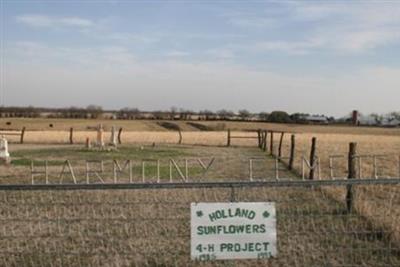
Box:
110;126;117;147
0;136;11;164
96;124;105;148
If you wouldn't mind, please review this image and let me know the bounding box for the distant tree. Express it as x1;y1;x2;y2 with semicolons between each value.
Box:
258;112;270;121
290;113;309;123
86;105;103;119
217;109;235;120
268;111;292;123
118;107;140;119
238;109;251;120
179;108;194;120
389;111;400;120
369;113;382;124
199;110;215;120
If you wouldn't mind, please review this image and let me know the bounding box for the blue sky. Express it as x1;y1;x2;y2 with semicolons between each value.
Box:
1;0;400;116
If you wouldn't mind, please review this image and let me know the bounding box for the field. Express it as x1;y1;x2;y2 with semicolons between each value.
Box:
1;118;400;266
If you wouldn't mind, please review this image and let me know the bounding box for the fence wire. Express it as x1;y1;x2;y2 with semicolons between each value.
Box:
0;181;400;267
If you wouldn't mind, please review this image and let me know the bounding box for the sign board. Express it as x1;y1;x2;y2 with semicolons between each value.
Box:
191;202;277;261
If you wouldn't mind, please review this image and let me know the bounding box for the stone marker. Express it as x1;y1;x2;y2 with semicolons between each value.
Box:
110;126;117;147
0;136;11;164
96;124;105;148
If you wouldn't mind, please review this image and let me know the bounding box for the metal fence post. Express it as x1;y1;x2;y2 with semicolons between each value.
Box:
230;186;236;202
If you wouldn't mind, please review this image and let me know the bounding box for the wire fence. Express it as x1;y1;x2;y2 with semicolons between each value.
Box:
1;179;400;267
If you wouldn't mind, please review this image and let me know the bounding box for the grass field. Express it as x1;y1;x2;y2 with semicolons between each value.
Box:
0;144;399;266
1;118;400;266
2;117;400;135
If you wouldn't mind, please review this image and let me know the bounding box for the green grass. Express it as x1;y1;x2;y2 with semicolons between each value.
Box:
11;158;66;166
11;145;193;162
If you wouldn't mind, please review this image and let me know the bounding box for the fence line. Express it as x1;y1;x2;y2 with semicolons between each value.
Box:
1;178;400;191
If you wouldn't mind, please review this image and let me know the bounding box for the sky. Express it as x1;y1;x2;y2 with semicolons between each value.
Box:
1;0;400;117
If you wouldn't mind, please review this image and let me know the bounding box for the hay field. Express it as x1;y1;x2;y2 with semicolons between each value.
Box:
1;121;400;266
0;145;399;266
2;117;400;135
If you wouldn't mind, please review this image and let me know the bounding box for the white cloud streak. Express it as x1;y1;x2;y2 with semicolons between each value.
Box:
226;2;400;54
16;14;94;28
5;42;400;116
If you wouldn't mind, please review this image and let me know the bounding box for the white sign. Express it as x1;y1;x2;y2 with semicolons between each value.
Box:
191;202;277;261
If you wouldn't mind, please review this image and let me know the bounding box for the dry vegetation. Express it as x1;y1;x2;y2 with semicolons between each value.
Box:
2;117;400;135
1;118;400;266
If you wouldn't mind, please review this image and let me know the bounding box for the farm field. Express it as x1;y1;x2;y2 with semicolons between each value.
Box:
1;119;400;266
0;144;399;266
2;117;400;135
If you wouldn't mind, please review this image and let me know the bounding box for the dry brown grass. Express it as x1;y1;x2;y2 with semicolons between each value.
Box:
2;118;400;135
1;120;400;266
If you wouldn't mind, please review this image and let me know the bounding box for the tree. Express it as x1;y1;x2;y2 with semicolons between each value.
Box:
118;107;140;119
199;110;215;120
217;109;235;120
290;113;309;123
268;111;292;123
86;105;103;119
258;112;270;121
238;109;251;120
390;111;400;120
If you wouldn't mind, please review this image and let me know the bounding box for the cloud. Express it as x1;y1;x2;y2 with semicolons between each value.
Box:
228;17;277;29
11;41;135;67
251;38;323;55
205;48;235;59
165;51;190;57
223;2;400;54
5;41;400;116
16;14;94;28
290;2;400;53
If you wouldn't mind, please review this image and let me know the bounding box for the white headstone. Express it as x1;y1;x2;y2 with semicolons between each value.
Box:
96;124;104;148
0;136;10;163
110;126;117;146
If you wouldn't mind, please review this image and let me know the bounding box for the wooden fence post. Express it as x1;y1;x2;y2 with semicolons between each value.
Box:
118;128;123;145
346;142;357;213
309;137;317;180
289;134;295;170
227;129;231;147
69;127;74;144
278;132;285;159
20;127;26;144
270;131;274;156
262;131;267;151
257;129;261;149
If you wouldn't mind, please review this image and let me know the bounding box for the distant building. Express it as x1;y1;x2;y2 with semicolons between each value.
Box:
358;115;378;126
381;118;400;127
303;115;329;124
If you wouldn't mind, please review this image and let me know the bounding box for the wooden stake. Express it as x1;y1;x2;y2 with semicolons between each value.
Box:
227;129;231;147
278;132;285;159
118;128;123;144
69;127;74;144
289;134;295;170
346;142;357;213
270;132;274;156
309;137;317;180
20;127;26;144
